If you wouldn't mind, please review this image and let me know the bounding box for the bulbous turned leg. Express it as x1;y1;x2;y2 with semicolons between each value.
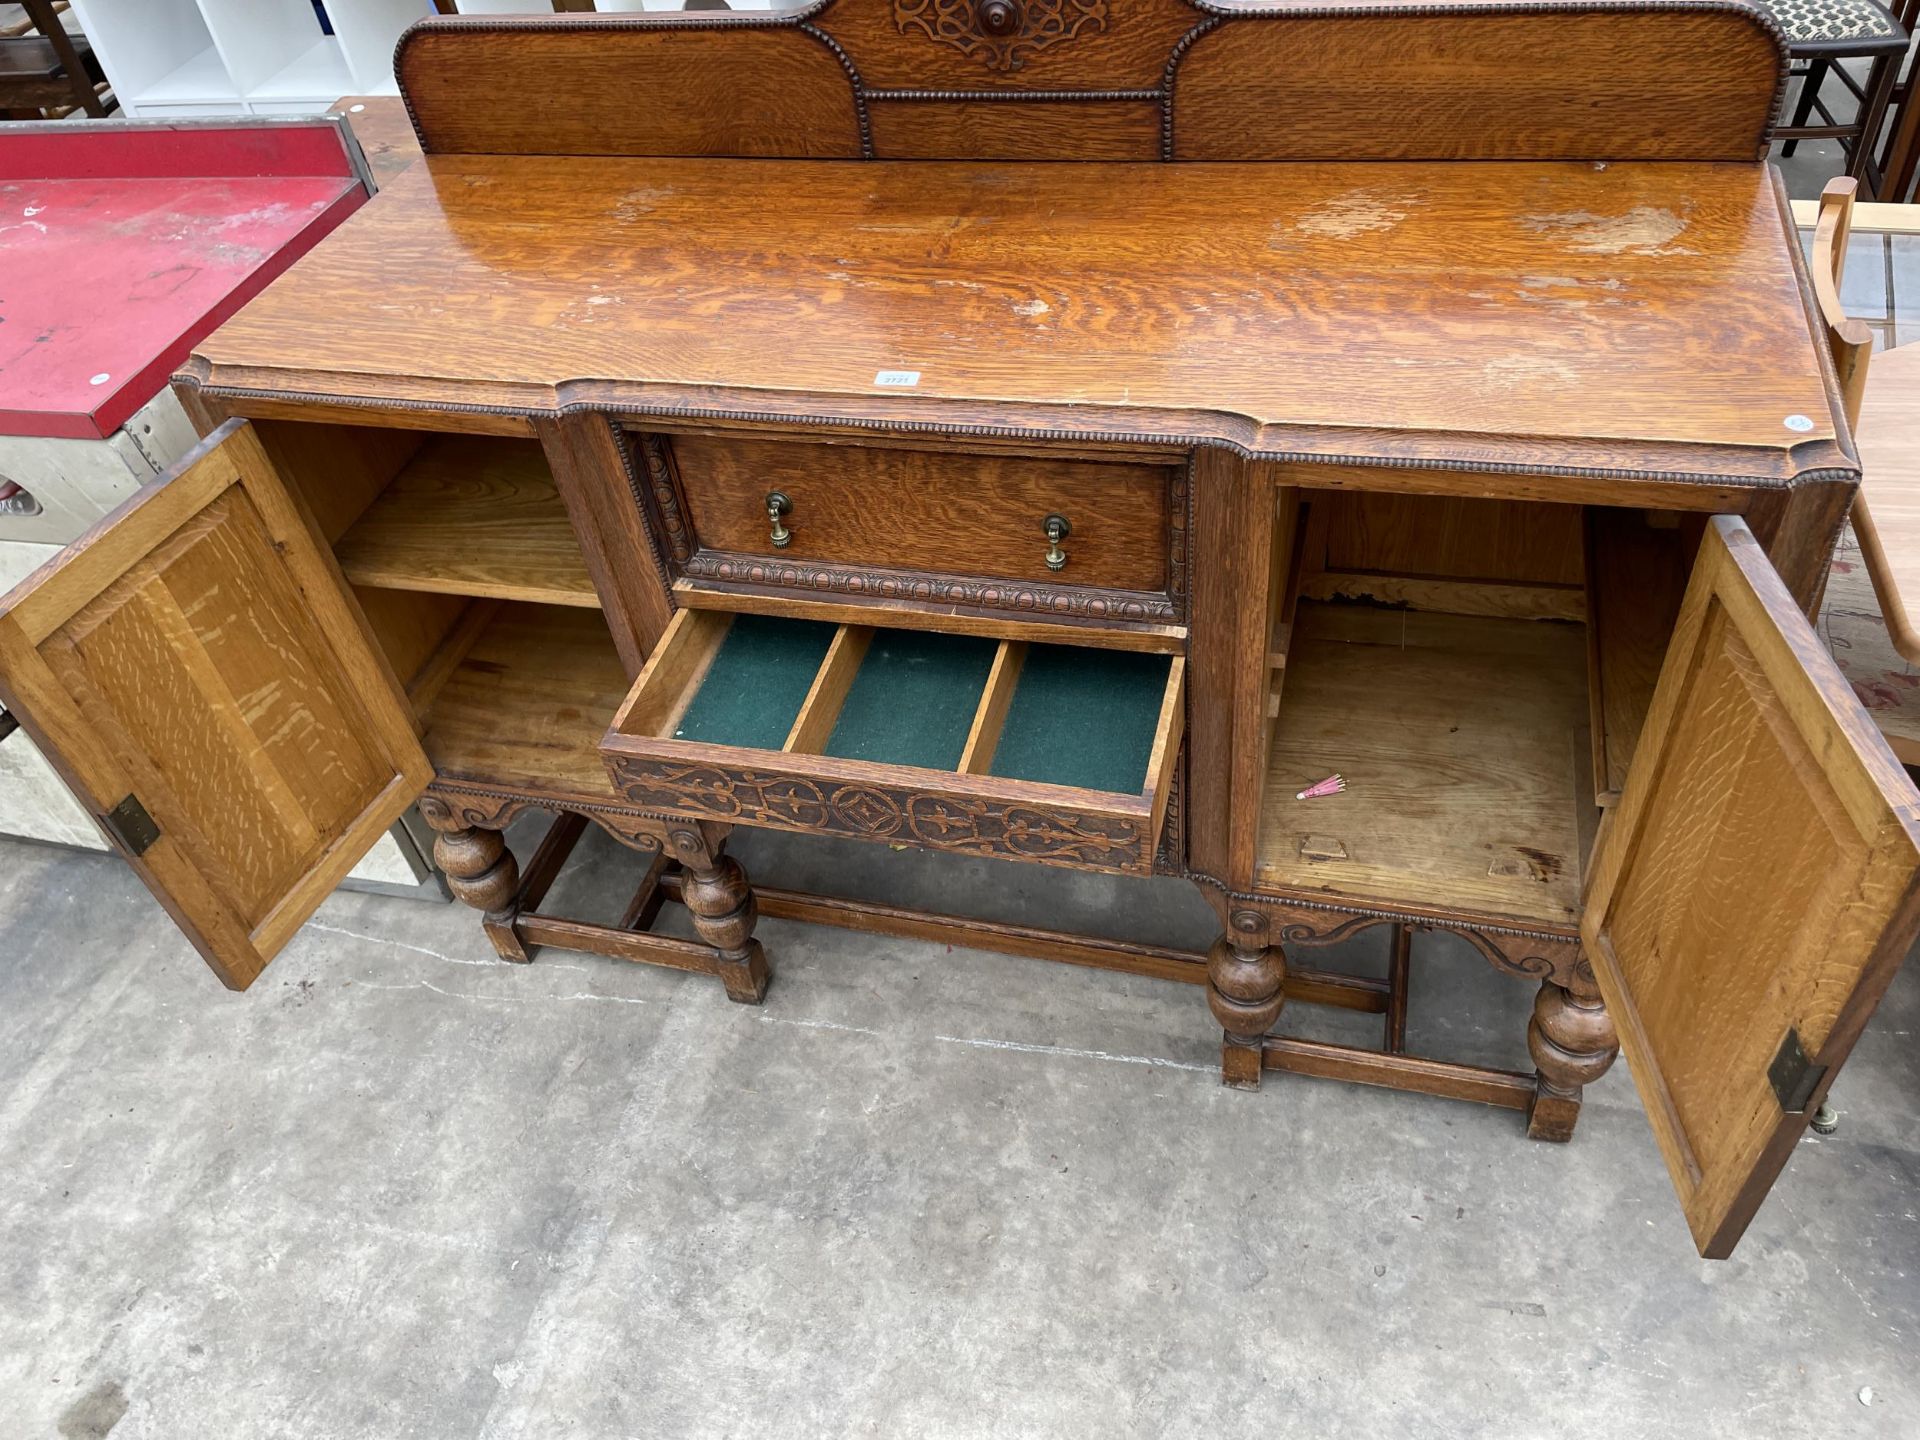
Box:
668;826;770;1005
1525;980;1619;1141
424;813;528;963
1207;908;1286;1089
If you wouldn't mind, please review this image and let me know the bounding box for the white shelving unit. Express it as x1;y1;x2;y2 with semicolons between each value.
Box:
67;0;435;116
445;2;784;14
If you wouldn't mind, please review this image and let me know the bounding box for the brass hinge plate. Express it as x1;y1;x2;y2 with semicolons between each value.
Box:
101;794;161;858
1767;1026;1826;1115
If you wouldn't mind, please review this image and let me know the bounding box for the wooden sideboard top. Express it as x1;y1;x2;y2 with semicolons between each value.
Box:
184;153;1845;487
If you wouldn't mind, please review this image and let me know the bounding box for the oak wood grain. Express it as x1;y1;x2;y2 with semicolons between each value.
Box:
785;624;874;755
187;156;1843;488
1184;447;1257;881
252;419;423;546
1255;602;1592;926
538;413;677;675
393;4;1781;165
1320;492;1585;587
401;22;864;159
402;596;500;713
1173;11;1780;162
330;95;423;187
671;433;1172;595
359;586;473;717
612;607;732;741
957;638;1025;774
1583;508;1696;803
419;601;632;807
335;436;598;608
866;99;1161;160
1583;516;1920;1258
0;421;430;990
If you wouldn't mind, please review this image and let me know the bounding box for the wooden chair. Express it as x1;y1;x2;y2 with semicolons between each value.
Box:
1821;173;1920;724
1805;177;1898;1139
1809;177;1874;431
1868;0;1920;198
0;0;107;119
1773;0;1910;193
1806;187;1920;754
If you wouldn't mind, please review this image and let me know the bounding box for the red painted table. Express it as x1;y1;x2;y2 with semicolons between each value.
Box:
0;118;371;440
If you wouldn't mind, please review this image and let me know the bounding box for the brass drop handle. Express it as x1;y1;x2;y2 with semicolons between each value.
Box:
1042;513;1070;571
766;490;792;548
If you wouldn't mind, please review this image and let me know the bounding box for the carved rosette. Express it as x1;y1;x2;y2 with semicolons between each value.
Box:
894;0;1108;72
609;761;1147;870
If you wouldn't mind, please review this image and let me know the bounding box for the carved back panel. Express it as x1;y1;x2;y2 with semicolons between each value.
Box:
397;0;1787;163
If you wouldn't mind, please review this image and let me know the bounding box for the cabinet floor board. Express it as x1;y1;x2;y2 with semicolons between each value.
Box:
1255;602;1591;927
419;602;627;805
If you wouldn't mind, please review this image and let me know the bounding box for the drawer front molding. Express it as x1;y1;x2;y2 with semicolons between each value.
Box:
677;554;1178;623
610;760;1149;870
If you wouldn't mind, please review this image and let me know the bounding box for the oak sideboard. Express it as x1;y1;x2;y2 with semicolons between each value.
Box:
3;0;1915;1259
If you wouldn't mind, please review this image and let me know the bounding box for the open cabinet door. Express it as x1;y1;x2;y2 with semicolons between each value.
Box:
0;420;432;991
1583;515;1920;1258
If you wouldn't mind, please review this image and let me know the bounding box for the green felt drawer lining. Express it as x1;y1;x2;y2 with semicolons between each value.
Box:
824;629;998;770
989;645;1170;795
670;617;1171;795
672;614;838;750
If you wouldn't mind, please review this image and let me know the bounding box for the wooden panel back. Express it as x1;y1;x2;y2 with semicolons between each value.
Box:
1582;516;1920;1257
1318;493;1585;586
1173;10;1783;161
397;2;1785;162
400;22;864;157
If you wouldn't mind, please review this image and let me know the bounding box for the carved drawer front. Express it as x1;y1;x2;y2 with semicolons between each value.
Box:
601;608;1184;875
645;432;1183;624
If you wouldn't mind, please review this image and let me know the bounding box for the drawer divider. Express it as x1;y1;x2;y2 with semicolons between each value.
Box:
784;625;874;755
610;608;735;741
1146;655;1187;849
958;640;1028;776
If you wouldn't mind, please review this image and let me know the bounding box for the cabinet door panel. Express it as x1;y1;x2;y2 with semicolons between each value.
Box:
1583;515;1920;1258
0;420;431;991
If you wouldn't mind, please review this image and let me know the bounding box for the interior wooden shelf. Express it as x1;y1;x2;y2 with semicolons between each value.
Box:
335;436;599;608
417;602;629;805
1254;601;1595;927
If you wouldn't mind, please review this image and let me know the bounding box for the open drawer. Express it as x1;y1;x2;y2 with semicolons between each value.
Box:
601;611;1185;875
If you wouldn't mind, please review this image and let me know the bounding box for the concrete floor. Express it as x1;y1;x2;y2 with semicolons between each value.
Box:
1;819;1916;1438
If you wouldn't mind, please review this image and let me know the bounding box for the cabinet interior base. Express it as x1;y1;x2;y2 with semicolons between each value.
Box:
415;600;630;808
1255;601;1597;928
